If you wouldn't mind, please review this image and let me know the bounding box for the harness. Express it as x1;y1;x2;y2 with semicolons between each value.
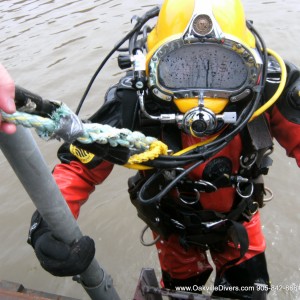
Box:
128;114;273;266
105;73;273;262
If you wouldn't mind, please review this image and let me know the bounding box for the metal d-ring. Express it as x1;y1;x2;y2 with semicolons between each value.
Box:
250;202;259;215
179;188;200;205
263;186;274;203
140;225;161;246
236;181;254;198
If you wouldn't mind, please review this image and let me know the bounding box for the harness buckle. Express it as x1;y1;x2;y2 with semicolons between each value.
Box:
170;218;186;230
201;219;228;231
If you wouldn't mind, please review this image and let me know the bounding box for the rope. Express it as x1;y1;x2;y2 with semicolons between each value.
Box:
127;140;168;164
1;111;57;139
0;104;168;165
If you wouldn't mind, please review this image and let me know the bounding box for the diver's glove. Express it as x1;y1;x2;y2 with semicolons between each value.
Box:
73;141;131;165
27;210;95;277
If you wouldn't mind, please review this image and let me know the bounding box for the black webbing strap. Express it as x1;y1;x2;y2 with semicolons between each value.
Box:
217;220;249;275
239;114;273;177
182;218;249;274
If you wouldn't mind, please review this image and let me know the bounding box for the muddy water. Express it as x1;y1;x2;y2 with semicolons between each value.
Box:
0;0;300;299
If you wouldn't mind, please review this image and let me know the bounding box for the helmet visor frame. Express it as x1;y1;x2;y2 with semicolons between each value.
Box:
148;36;263;102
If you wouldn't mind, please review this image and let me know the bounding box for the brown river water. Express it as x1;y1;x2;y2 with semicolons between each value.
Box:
1;0;300;299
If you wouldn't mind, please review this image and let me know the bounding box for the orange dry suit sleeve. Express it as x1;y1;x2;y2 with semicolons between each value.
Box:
53;142;114;219
268;61;300;166
50;77;139;219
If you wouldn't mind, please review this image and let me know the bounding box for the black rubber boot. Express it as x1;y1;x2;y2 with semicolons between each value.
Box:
213;252;270;299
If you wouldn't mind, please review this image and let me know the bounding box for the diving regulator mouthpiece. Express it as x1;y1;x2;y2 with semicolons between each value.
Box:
179;106;237;137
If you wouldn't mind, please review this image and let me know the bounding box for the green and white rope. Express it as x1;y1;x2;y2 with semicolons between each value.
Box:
1;104;157;151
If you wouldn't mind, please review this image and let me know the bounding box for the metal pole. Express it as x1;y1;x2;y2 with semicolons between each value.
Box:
0;126;120;300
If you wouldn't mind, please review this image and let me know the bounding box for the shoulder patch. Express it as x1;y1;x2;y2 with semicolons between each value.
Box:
70;144;95;164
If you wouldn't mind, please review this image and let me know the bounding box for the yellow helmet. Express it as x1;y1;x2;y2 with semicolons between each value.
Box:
144;0;264;137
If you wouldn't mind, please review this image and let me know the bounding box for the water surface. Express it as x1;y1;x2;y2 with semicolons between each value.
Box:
0;1;300;299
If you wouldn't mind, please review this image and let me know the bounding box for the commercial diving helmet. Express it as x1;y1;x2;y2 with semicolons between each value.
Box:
140;0;263;138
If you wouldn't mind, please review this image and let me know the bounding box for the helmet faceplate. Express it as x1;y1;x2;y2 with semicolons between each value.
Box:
146;0;262;110
143;0;263;137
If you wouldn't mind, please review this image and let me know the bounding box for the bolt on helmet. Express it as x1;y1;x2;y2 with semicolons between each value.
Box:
145;0;264;137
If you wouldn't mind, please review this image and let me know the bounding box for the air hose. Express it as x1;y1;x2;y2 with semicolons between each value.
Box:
126;47;287;171
136;44;287;204
250;48;287;120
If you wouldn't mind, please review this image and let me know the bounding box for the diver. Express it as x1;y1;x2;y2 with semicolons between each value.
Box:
27;0;300;299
